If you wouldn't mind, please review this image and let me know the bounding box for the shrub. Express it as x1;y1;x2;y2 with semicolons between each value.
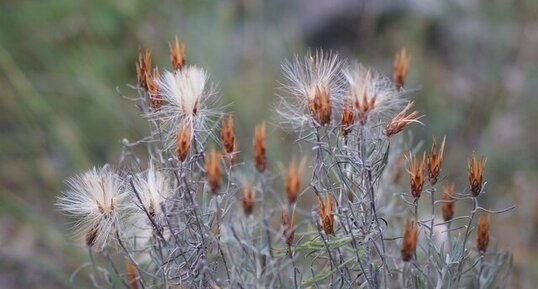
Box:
57;40;513;289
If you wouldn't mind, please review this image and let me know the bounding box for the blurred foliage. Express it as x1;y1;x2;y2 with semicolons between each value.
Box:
0;0;537;288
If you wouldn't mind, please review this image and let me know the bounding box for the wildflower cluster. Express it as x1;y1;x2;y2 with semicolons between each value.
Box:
57;39;513;289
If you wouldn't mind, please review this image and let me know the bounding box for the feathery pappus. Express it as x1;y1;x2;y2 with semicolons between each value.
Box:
344;64;405;126
56;165;126;251
277;50;344;131
153;65;221;155
130;162;173;221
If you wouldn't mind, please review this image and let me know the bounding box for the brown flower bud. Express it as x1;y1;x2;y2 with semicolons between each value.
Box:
169;36;186;72
176;124;192;162
401;219;418;262
285;158;305;204
476;214;490;254
253;122;266;173
205;147;221;194
242;185;255;216
85;225;98;248
125;261;139;289
318;195;336;235
468;152;486;197
384;101;420;137
281;207;296;247
221;114;236;154
442;183;455;222
394;48;411;90
407;152;426;199
146;67;163;110
340;100;355;137
354;84;376;125
427;136;446;185
308;86;332;126
136;48;151;90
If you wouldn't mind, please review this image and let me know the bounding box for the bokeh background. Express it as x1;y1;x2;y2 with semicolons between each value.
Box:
1;0;537;288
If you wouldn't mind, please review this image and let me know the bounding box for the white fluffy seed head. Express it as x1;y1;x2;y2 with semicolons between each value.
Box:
344;64;405;125
56;165;126;251
130;162;173;220
277;50;344;132
152;65;221;153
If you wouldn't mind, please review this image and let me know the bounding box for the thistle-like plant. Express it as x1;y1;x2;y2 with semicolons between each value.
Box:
57;38;514;289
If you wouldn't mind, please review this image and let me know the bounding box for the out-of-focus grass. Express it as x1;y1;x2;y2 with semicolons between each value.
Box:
1;0;537;288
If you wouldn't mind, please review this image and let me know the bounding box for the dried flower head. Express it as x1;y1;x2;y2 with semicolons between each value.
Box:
345;64;403;125
394;48;411;90
136;48;151;90
221;114;236;154
281;207;296;247
407;152;426;199
241;184;255;216
131;163;172;220
57;166;126;250
340;99;355;137
318;195;336;235
401;219;418;262
253;122;266;172
442;183;455;222
384;101;420;137
427;136;446;185
468;152;487;197
169;36;186;72
477;214;490;254
205;147;221;194
125;261;139;289
146;67;163;110
156;65;218;152
176;122;192;162
285;158;306;204
278;50;343;130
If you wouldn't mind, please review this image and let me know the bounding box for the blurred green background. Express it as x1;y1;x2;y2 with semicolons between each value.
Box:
1;0;537;288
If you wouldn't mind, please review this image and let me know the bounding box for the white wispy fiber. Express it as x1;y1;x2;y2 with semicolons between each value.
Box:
57;165;126;251
130;162;173;221
154;65;221;152
344;64;405;125
277;50;344;131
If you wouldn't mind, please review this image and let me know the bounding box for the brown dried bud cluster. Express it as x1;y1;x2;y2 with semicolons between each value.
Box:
281;207;296;247
442;183;455;222
253;122;266;173
242;185;255;216
394;48;411;90
407;152;426;199
401;219;418;262
146;67;163;110
221;114;236;154
308;86;332;126
384;101;419;137
340;100;355;137
136;48;152;90
205;148;222;194
169;36;186;72
477;214;490;254
125;261;139;289
285;159;304;204
468;152;486;197
427;136;446;185
176;124;192;162
318;195;336;235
